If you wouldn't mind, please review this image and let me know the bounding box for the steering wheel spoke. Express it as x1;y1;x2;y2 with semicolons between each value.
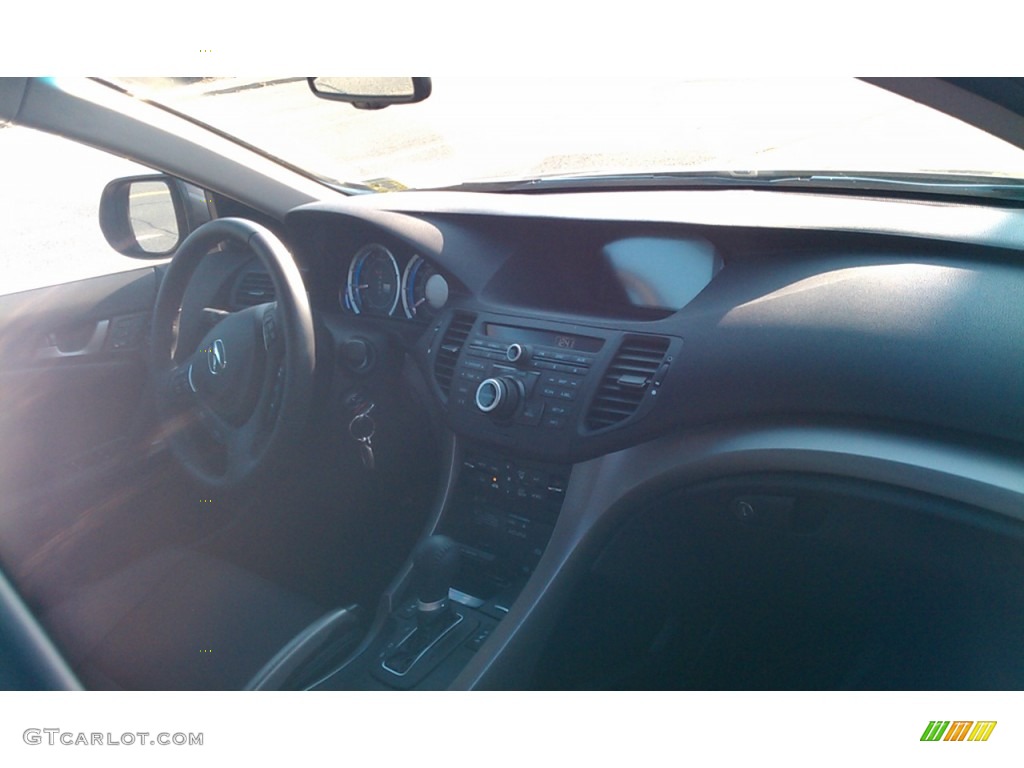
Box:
264;363;287;427
195;400;231;445
165;360;198;404
262;303;284;355
223;407;266;483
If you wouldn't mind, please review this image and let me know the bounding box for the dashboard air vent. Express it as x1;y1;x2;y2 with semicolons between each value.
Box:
233;271;276;308
586;334;671;430
434;311;476;397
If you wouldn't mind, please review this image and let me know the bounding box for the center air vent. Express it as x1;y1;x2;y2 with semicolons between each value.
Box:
433;311;476;397
586;334;671;430
233;271;276;308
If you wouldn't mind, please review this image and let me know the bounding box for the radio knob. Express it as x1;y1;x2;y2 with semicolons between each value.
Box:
506;343;530;364
475;376;521;417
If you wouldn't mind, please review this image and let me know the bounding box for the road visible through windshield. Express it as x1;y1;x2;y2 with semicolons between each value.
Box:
139;77;1024;189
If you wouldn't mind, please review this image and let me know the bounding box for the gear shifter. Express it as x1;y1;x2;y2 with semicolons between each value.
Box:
412;535;460;622
381;535;464;677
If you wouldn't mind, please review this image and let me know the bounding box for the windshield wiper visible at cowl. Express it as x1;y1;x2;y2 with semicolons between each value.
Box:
437;170;1024;202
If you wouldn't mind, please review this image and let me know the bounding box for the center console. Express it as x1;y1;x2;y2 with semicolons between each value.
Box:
301;312;677;689
308;441;570;690
441;448;569;605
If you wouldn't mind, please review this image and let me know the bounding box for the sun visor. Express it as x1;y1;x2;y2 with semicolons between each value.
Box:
863;77;1024;152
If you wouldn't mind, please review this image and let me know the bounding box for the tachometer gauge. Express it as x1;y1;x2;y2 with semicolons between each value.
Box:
345;244;401;316
401;255;448;320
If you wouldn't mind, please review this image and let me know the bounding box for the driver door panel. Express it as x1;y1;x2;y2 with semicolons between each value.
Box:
0;267;158;528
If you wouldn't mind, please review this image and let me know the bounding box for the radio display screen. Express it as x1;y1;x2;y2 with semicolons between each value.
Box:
484;323;604;353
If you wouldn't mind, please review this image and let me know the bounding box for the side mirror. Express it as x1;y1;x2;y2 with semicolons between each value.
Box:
307;77;431;109
99;175;212;258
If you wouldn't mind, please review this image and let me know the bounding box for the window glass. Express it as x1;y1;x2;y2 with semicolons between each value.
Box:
0;124;167;295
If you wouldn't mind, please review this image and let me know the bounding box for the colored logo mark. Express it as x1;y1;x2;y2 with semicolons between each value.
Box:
920;721;996;742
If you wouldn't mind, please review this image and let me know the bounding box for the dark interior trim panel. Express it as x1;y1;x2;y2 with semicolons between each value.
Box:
0;567;82;690
331;188;1024;252
453;424;1024;689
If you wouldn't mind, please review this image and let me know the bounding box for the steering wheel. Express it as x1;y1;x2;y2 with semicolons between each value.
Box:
150;218;315;489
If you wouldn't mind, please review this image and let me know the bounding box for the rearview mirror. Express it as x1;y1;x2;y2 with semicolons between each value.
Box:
307;77;431;109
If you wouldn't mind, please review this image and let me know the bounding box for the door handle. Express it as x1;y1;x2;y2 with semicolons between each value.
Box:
37;319;110;360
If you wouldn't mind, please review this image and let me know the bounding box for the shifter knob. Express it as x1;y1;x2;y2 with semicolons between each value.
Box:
412;535;460;615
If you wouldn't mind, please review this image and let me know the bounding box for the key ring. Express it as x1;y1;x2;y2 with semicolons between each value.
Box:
348;411;375;442
348;408;376;470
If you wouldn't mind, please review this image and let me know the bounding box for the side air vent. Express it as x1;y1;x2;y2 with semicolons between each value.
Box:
433;311;476;397
586;334;671;430
233;271;276;308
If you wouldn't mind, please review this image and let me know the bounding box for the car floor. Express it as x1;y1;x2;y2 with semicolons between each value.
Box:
0;456;365;688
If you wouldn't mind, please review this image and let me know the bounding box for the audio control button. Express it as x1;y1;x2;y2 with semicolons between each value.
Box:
506;343;531;364
518;400;544;425
475;376;522;418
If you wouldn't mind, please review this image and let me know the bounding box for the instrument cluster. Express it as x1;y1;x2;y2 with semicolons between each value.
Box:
340;242;449;321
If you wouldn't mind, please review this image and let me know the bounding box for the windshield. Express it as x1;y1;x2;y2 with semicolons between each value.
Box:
109;77;1024;192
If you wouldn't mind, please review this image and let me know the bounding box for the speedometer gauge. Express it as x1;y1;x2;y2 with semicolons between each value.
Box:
345;244;401;316
401;255;446;320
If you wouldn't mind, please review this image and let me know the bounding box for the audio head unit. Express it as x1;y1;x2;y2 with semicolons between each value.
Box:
429;313;678;460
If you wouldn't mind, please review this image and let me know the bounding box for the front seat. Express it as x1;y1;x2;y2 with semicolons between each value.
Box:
41;547;328;690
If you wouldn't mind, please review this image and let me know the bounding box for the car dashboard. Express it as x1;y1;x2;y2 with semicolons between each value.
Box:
282;189;1024;460
199;187;1024;689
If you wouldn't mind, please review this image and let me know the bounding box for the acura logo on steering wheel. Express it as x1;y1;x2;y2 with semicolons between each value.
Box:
208;338;227;375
